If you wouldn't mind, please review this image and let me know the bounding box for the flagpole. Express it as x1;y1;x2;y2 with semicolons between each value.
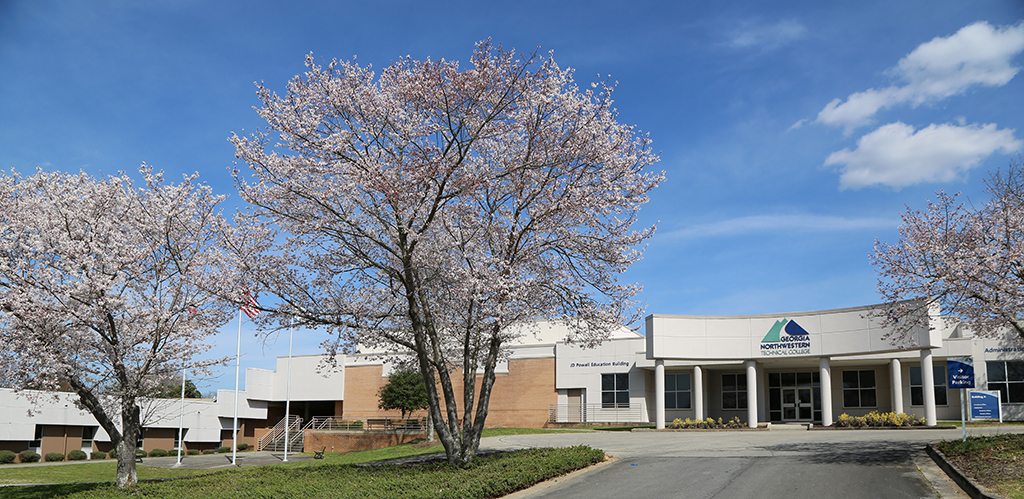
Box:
176;363;186;465
232;308;242;466
283;317;293;462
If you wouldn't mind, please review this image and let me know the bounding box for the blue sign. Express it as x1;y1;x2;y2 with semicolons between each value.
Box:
947;357;975;388
970;390;1001;419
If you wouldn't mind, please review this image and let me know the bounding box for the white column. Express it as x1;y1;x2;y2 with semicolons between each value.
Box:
693;365;704;420
921;349;937;426
655;359;665;429
756;363;767;422
890;359;903;414
745;360;758;428
819;357;833;427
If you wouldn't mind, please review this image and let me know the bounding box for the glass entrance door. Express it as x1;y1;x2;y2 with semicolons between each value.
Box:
769;372;821;423
781;387;813;421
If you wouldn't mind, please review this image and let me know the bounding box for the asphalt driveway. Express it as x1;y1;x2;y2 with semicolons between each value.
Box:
478;427;1014;499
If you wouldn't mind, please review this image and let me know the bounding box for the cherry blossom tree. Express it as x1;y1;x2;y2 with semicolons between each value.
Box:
0;166;233;487
873;159;1024;343
228;41;662;465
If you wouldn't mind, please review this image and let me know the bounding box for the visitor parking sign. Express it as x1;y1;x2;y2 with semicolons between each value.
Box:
947;357;975;388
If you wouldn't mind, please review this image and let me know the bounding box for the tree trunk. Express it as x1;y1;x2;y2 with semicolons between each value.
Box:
115;438;138;488
115;402;141;488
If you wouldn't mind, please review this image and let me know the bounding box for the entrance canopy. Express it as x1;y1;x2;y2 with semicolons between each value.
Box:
646;302;941;361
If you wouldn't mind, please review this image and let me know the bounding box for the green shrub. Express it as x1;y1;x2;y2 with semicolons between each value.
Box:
833;411;926;428
90;451;106;460
202;449;215;455
18;450;40;463
187;449;200;455
148;448;168;457
108;448;117;458
136;449;148;458
237;443;249;451
669;416;745;429
217;446;231;453
0;450;16;464
45;452;65;462
67;449;87;461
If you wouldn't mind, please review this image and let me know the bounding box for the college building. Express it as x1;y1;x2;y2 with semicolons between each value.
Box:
3;301;1024;460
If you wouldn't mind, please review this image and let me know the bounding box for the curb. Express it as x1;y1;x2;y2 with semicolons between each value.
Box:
926;444;1005;499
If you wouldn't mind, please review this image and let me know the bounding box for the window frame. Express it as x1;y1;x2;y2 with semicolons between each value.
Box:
665;372;692;410
909;363;948;406
601;373;630;408
987;360;1024;404
721;373;748;410
841;369;877;408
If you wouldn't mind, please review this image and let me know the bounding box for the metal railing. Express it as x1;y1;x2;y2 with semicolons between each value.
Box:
257;415;303;451
548;403;645;423
304;416;428;432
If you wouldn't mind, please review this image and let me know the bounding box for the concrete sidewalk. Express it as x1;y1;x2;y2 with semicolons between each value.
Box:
139;451;315;469
0;451;315;471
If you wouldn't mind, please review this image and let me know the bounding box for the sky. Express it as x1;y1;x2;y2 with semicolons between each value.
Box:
2;0;1023;393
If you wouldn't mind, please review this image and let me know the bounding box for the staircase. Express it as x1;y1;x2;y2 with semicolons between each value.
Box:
257;415;304;452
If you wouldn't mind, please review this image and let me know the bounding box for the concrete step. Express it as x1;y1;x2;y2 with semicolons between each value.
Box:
767;422;812;431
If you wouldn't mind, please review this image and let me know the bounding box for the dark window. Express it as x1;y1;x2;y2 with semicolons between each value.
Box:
842;370;877;408
602;373;630;408
665;373;691;409
987;361;1024;403
721;373;748;410
910;364;948;406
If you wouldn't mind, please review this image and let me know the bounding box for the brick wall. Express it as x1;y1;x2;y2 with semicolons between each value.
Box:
342;357;557;428
304;429;423;453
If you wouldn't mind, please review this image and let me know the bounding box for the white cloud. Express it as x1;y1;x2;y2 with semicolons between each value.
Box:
729;19;807;51
824;121;1022;190
664;214;898;239
814;21;1024;133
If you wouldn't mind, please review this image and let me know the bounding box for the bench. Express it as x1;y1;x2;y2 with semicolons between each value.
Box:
313;447;325;459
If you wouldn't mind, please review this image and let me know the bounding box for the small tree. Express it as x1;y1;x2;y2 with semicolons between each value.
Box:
0;166;232;487
378;369;429;419
873;159;1024;342
150;379;203;399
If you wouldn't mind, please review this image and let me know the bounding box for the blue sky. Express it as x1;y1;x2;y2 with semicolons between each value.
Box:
2;1;1023;392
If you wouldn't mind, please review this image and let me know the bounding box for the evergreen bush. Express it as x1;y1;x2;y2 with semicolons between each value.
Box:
202;449;215;455
237;443;249;451
187;449;200;455
148;448;168;457
217;446;231;453
45;452;65;462
0;450;16;464
67;449;87;461
136;449;148;458
18;450;40;463
90;451;106;460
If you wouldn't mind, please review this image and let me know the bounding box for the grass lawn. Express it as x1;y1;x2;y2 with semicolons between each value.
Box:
936;433;1024;499
0;429;602;499
0;460;211;486
937;420;1024;428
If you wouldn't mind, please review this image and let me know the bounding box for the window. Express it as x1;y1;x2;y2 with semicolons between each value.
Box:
81;427;95;453
987;361;1024;403
842;370;877;408
173;428;187;451
665;373;691;409
910;364;948;406
721;373;748;410
602;373;629;408
30;425;42;453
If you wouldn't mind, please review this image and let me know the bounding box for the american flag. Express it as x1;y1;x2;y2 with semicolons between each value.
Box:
241;294;261;318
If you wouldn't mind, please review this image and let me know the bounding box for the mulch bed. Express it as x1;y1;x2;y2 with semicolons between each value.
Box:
944;445;1024;488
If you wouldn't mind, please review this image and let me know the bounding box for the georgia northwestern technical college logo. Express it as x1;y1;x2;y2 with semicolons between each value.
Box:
760;319;812;356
